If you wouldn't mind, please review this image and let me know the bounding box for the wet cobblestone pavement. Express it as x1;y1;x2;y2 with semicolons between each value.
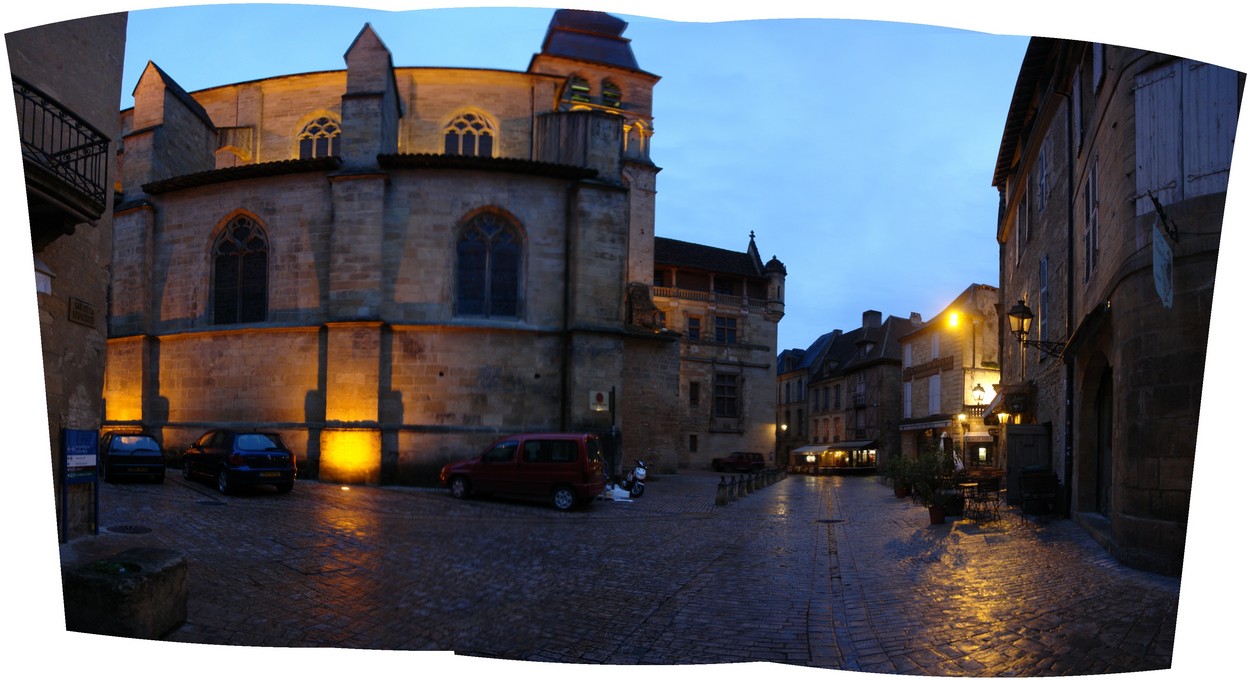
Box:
52;470;1187;676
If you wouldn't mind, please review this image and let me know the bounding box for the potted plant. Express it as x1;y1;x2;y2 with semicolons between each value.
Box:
882;455;912;498
909;446;956;524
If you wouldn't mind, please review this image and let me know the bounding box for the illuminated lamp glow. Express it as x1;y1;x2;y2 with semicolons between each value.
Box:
948;312;960;327
319;429;381;484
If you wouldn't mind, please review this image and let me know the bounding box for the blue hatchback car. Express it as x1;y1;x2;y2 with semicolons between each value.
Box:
99;432;166;483
182;429;296;495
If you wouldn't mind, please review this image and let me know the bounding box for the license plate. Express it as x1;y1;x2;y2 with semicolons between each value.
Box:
260;472;280;478
128;467;148;473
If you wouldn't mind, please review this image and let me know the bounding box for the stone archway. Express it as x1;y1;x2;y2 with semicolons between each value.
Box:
1074;351;1113;516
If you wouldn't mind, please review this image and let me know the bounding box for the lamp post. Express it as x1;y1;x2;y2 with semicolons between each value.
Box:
957;412;968;469
1006;300;1065;377
997;411;1010;468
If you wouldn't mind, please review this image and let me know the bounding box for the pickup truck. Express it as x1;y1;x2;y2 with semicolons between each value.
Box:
712;451;766;473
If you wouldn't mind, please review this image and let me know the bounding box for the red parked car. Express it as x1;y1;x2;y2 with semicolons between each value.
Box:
439;432;606;510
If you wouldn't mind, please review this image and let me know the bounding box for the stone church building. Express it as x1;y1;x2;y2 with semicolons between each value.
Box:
103;9;786;484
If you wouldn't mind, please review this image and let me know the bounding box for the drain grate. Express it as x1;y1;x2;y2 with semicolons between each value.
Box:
105;524;152;535
816;519;845;524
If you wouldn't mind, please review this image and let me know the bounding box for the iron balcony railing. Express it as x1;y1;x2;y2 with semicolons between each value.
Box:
13;76;109;214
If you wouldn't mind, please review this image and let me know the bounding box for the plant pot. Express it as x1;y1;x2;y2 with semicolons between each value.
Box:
894;483;911;498
928;504;946;525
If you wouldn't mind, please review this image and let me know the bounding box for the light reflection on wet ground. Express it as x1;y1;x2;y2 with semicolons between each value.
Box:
61;471;1179;674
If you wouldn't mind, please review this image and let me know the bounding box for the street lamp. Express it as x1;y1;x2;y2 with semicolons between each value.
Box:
957;412;968;469
972;383;985;405
996;411;1010;468
1007;300;1065;359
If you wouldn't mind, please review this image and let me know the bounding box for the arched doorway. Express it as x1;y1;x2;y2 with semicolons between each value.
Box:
1095;366;1113;516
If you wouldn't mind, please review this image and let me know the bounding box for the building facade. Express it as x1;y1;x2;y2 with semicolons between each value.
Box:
8;13;129;540
652;234;786;469
897;284;1001;469
782;311;921;473
102;10;782;483
991;38;1241;575
775;333;832;464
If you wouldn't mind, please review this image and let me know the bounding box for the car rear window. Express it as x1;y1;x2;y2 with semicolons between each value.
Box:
111;435;160;453
235;433;286;452
523;440;579;463
586;438;603;463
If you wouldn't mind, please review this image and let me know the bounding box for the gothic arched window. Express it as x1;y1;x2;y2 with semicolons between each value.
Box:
298;116;340;159
456;213;521;318
213;215;268;324
443;112;495;158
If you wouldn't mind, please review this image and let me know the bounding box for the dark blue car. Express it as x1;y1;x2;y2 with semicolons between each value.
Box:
99;432;166;483
182;429;296;495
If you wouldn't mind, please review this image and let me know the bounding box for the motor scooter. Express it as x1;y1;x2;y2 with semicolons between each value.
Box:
602;459;648;499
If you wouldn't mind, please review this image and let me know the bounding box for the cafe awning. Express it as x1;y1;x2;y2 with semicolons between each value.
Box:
793;445;827;454
828;440;877;450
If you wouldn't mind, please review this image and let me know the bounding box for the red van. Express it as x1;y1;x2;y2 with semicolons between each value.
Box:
439;433;606;510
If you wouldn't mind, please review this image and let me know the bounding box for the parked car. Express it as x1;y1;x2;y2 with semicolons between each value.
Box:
99;431;166;483
712;451;766;473
182;429;296;495
439;432;607;510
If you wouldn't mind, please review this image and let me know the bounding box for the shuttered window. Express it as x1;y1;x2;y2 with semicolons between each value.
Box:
1134;59;1240;215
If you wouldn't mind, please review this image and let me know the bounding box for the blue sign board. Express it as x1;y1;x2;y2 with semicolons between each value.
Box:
63;428;98;484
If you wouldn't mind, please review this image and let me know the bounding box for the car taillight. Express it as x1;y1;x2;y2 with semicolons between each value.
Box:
228;453;246;466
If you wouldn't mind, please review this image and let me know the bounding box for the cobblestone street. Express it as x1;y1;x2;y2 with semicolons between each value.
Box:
39;469;1201;677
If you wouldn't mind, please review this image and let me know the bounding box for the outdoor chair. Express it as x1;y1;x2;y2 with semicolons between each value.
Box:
1018;470;1059;524
963;476;1003;521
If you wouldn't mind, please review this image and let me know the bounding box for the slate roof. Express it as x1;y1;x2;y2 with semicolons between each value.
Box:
139;61;215;130
808;314;924;380
778;331;836;375
539;9;642;72
655;236;766;278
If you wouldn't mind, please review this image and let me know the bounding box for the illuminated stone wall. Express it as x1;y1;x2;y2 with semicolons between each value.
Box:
104;13;696;485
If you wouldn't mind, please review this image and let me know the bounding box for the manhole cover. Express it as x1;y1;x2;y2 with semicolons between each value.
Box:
105;525;152;535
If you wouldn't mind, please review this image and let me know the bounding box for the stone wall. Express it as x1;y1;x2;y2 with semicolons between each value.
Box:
9;13;128;540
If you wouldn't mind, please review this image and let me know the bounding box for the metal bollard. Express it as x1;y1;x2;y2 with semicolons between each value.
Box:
716;476;728;506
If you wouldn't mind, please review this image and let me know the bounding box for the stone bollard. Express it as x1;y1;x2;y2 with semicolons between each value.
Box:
716;476;729;506
740;474;750;496
63;547;188;639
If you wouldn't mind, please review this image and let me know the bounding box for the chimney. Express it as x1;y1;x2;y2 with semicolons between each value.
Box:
863;310;882;329
910;312;922;323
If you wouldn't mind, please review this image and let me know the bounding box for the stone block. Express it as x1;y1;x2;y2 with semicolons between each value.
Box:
62;547;188;639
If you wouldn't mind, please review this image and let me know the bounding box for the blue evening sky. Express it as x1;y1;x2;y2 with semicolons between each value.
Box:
4;2;1247;678
112;4;1028;352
